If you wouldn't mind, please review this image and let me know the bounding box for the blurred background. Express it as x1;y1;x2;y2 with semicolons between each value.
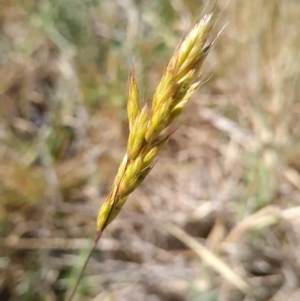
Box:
1;0;300;300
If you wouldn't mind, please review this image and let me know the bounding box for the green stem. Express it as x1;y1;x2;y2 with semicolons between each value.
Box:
66;231;102;301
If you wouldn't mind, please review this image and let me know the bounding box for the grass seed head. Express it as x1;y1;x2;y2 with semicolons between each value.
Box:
96;13;216;233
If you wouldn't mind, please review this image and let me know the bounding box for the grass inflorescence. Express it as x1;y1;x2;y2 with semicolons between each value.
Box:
68;13;219;301
96;14;218;236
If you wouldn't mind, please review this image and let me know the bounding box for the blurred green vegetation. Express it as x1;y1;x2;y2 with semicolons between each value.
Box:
1;0;300;300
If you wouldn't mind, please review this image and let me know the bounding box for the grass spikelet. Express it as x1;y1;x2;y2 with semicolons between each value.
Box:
127;70;140;131
127;104;149;159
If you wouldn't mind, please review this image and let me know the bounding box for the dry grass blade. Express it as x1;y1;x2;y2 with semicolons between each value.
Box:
225;205;300;243
164;223;250;294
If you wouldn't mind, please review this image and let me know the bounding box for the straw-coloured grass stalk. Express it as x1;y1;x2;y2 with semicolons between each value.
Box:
68;13;220;301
